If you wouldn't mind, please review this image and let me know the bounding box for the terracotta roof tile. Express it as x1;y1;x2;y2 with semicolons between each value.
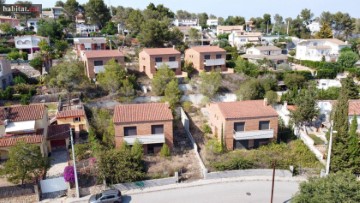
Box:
84;50;124;59
74;37;106;44
56;109;85;119
349;100;360;116
0;129;44;147
0;104;45;125
254;46;281;51
47;124;70;140
215;100;278;119
188;46;226;53
113;103;173;124
142;48;180;55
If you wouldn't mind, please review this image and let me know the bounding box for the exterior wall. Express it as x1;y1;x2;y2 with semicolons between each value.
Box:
295;41;349;62
114;120;173;150
57;116;88;132
185;49;227;72
0;59;13;90
85;55;125;79
75;43;106;56
207;103;278;150
139;51;182;79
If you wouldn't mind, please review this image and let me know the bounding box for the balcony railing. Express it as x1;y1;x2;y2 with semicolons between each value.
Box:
123;134;165;145
94;65;105;73
233;129;274;140
204;58;225;66
155;61;179;69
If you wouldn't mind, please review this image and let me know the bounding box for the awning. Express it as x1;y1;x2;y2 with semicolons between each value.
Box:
5;120;35;133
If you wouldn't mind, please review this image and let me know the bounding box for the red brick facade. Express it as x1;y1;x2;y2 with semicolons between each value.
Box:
184;46;227;73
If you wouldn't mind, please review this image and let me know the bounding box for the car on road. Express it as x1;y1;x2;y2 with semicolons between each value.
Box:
88;189;122;203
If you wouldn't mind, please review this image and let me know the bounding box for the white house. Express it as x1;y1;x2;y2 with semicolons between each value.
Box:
217;25;244;35
173;19;198;27
242;46;288;66
41;7;64;19
14;35;49;60
307;21;321;35
295;38;349;62
76;23;99;36
27;18;39;32
317;79;342;90
206;19;218;27
228;31;263;51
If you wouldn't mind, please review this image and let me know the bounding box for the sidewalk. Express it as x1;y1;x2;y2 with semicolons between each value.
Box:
65;175;306;203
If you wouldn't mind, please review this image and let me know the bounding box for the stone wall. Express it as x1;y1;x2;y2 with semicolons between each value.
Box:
0;184;40;203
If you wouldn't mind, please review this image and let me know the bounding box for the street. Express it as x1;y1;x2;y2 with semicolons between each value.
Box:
121;180;299;203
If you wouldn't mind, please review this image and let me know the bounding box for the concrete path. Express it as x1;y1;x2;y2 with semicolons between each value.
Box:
47;150;68;178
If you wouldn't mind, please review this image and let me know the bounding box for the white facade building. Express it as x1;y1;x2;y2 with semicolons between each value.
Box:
27;18;39;32
317;79;342;90
14;35;49;60
242;46;288;65
173;19;198;27
76;24;99;36
295;38;349;62
206;19;218;27
228;31;263;51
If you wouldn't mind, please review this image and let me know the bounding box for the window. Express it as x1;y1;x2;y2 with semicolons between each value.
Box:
124;127;137;136
115;59;118;63
204;55;210;60
73;117;81;122
216;54;222;59
151;125;164;134
259;121;270;130
169;56;176;61
234;122;245;132
94;61;103;66
96;44;101;50
155;57;162;62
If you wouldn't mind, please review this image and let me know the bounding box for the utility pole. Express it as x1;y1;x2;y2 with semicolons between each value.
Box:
286;21;289;35
70;130;80;198
270;160;276;203
325;121;335;175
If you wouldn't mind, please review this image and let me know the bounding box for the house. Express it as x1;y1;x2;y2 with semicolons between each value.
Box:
55;98;89;136
206;19;218;27
317;79;342;90
139;48;182;79
47;124;71;151
27;18;40;32
184;46;227;72
173;19;198;27
0;104;48;160
76;24;99;37
0;16;20;33
41;7;64;19
217;25;244;35
242;46;288;67
113;103;174;154
175;26;202;43
73;37;107;56
228;31;263;51
206;100;278;150
295;38;349;62
14;35;49;60
0;59;13;90
81;49;125;80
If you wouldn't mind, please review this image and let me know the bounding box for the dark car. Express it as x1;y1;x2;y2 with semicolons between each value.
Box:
88;189;122;203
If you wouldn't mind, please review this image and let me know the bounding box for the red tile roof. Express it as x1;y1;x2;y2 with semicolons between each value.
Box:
189;46;226;53
84;50;124;59
349;100;360;116
142;48;180;55
287;105;297;112
113;103;173;124
215;100;278;119
0;129;44;147
47;124;70;140
56;109;85;119
0;104;45;125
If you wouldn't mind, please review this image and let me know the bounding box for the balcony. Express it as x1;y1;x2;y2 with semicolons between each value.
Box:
123;134;165;145
233;129;274;140
155;61;179;69
204;58;225;66
94;65;105;73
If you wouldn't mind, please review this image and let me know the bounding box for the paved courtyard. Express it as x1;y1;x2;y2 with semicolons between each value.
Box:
47;149;69;178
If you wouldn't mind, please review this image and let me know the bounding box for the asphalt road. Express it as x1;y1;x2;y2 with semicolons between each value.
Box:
121;180;299;203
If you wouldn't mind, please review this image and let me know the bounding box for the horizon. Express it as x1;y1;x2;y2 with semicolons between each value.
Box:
5;0;360;19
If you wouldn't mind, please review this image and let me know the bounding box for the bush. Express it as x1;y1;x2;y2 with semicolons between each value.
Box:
20;94;31;105
73;143;91;161
202;124;212;134
206;139;223;154
182;101;193;112
13;76;26;85
212;156;254;171
64;166;75;183
289;50;296;56
160;144;171;158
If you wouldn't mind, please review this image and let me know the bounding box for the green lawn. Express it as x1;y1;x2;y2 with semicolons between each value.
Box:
308;134;325;145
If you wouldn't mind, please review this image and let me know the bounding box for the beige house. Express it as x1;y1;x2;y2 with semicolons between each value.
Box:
242;46;288;67
74;37;107;56
0;104;49;160
139;48;182;79
206;100;278;150
113;103;174;154
184;46;227;72
217;25;244;34
81;49;125;80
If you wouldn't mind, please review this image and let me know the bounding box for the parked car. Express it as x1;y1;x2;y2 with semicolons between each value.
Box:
89;189;122;203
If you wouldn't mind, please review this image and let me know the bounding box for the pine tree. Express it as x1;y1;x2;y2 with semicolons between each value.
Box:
348;114;360;173
131;139;143;161
315;23;333;39
341;77;359;99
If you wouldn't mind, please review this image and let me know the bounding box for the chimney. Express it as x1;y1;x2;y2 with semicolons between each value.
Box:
264;98;268;106
173;45;175;50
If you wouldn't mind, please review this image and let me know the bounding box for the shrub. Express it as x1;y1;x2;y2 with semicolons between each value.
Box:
160;144;171;158
182;101;193;112
13;76;26;84
202;124;212;134
73;143;91;161
206;139;223;154
212;157;254;171
20;94;31;105
289;50;296;56
64;166;75;183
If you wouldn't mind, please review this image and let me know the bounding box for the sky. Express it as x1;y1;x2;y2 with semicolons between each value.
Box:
6;0;360;19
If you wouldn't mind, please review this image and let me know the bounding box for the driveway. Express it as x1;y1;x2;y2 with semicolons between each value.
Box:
47;149;69;178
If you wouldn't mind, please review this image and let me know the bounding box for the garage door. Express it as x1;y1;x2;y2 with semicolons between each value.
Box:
51;139;66;149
